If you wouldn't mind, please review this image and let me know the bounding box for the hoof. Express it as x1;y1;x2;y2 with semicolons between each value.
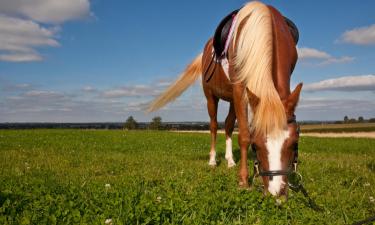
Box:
208;161;217;166
238;181;250;189
227;160;236;168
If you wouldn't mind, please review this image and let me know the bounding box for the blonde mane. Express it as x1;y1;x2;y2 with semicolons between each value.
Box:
232;1;286;137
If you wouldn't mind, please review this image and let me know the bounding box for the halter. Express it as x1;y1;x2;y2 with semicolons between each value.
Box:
251;115;300;181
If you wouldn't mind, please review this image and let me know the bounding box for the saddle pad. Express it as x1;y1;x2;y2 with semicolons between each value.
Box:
213;9;240;60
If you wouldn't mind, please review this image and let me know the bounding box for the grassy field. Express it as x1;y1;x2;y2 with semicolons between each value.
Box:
300;123;375;133
0;130;374;224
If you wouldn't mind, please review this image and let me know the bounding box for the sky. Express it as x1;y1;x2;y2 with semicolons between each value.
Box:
0;0;374;122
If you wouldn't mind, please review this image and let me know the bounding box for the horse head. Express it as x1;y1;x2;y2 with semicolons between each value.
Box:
247;83;303;196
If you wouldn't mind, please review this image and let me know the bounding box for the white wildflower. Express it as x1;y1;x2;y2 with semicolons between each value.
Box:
105;184;111;189
364;183;370;187
156;196;162;202
370;196;374;203
105;218;113;225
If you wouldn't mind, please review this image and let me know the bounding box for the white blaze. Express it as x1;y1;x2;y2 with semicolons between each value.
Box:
266;130;289;195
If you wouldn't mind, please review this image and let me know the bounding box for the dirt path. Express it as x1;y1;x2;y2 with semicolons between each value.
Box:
173;130;375;139
302;132;375;139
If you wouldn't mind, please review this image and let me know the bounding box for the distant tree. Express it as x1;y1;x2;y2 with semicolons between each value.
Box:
369;118;375;123
358;116;364;123
344;116;349;123
124;116;137;130
348;118;357;123
149;116;162;130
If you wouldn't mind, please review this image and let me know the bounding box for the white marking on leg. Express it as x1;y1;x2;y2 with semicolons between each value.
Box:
225;137;236;168
209;151;217;166
266;130;289;196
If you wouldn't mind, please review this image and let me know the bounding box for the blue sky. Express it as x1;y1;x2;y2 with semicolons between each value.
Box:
0;0;374;122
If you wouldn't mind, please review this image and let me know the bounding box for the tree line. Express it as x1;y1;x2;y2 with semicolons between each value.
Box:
124;116;163;130
342;116;375;124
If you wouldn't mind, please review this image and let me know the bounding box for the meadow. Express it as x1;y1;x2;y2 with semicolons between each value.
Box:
0;130;374;224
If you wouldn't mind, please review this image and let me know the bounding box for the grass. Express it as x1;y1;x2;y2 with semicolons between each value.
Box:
300;123;375;133
0;129;374;224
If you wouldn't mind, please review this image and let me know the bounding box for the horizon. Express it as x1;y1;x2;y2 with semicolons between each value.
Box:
1;0;375;123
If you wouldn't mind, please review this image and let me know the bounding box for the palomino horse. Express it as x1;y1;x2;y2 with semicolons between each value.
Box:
148;1;302;197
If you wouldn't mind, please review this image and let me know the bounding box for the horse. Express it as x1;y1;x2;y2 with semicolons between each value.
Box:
147;1;302;197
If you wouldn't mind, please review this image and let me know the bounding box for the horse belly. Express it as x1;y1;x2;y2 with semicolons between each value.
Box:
203;68;233;102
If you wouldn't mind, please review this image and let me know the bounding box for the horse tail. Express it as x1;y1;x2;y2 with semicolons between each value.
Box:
233;1;286;137
146;53;203;112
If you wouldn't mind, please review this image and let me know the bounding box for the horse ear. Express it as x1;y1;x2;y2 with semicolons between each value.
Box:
287;83;303;112
246;88;260;113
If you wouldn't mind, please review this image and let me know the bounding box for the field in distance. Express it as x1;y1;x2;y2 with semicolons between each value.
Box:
0;130;374;224
300;122;375;133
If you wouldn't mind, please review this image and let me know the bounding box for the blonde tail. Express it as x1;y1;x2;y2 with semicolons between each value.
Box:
147;53;203;112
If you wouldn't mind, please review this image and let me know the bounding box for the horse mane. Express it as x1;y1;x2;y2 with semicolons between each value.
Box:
232;1;287;137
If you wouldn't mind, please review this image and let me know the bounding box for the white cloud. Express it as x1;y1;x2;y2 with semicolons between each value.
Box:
0;0;91;24
102;85;162;98
0;0;91;62
304;75;375;92
0;52;43;62
24;90;63;98
297;47;354;65
297;98;375;120
319;56;354;65
82;86;97;92
0;15;59;62
340;24;375;45
297;47;331;59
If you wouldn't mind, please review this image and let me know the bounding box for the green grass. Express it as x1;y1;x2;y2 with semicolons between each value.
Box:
0;130;374;225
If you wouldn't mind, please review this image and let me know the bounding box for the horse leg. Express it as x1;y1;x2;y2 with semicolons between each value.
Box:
232;83;251;187
225;102;236;168
206;95;219;166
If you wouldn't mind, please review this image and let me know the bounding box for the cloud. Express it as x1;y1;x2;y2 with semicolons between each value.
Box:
0;0;91;62
319;56;354;65
297;47;331;59
296;97;375;121
0;15;60;62
100;80;174;99
24;90;64;98
0;82;35;92
0;0;91;24
297;47;354;65
298;98;375;115
82;86;97;92
299;98;375;111
304;75;375;92
340;24;375;45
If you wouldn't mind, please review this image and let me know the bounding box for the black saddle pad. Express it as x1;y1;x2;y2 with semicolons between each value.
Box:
213;9;299;59
213;9;240;59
